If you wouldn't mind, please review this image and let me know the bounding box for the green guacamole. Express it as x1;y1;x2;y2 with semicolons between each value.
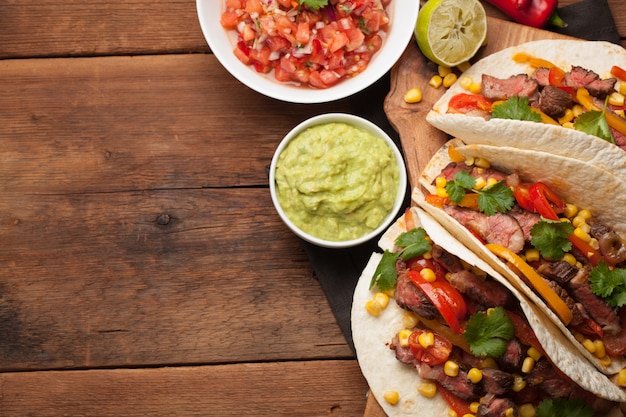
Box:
275;122;401;242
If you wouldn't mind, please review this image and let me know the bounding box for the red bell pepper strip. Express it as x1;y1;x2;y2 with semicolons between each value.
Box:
447;93;493;114
437;384;473;417
611;65;626;81
513;183;537;213
483;0;566;28
407;270;467;334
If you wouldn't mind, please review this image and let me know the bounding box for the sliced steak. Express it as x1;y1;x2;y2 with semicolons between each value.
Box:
507;206;541;242
482;74;539;101
417;362;481;402
495;338;524;372
547;280;586;326
448;269;516;309
480;368;515;396
525;358;578;399
431;243;464;273
568;267;620;334
604;308;626;356
395;270;439;320
564;66;616;98
536;260;579;285
443;206;525;253
478;394;519;417
538;85;574;118
532;67;550;86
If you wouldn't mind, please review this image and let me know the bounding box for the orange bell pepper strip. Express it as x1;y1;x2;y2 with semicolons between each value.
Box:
486;243;573;326
511;52;557;69
576;87;626;137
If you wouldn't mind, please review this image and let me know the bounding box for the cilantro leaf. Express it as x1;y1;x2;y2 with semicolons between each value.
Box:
491;96;542;122
298;0;329;10
370;250;400;291
530;219;574;260
574;109;615;143
590;262;626;308
463;307;515;358
536;398;593;417
369;227;432;291
476;181;515;216
446;170;475;204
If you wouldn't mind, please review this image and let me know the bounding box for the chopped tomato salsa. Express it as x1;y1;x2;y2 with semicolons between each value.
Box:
220;0;391;89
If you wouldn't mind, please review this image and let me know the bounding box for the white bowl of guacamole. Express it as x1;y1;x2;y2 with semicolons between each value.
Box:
270;113;407;248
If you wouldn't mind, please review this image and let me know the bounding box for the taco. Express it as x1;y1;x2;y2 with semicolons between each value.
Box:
351;207;625;417
425;39;626;179
414;138;626;384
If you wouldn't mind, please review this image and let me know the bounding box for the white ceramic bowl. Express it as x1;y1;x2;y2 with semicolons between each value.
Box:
269;113;407;248
196;0;420;104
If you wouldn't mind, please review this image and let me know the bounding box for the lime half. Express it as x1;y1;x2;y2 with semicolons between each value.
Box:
415;0;487;67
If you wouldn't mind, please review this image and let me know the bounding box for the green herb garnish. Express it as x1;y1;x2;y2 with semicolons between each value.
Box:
369;227;432;291
463;307;514;358
536;398;593;417
574;107;615;143
491;96;542;122
590;262;626;308
297;0;329;10
446;171;515;216
530;219;574;260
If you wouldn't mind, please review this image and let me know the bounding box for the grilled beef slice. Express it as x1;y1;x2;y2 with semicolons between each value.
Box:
431;243;465;273
568;267;621;334
538;85;574;118
478;394;519;417
564;66;616;98
481;74;539;101
448;269;516;309
395;269;439;320
536;260;579;285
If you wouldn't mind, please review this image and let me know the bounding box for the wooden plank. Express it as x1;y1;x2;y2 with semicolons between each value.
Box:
0;54;353;192
0;187;353;370
0;0;622;60
0;360;369;416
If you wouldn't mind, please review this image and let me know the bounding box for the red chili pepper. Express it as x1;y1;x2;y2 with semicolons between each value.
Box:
483;0;567;28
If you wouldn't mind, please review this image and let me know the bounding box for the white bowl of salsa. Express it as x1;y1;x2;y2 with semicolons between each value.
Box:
196;0;420;103
269;113;407;248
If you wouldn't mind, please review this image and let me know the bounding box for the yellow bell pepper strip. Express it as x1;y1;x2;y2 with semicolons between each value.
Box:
576;87;626;137
486;243;573;326
531;108;560;125
511;52;557;69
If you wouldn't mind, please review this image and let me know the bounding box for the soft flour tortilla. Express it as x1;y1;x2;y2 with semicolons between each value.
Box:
414;139;626;377
426;39;626;178
351;207;626;416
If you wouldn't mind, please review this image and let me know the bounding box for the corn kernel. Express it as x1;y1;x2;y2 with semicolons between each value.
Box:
465;156;475;166
374;292;389;309
577;209;592;220
505;407;515;417
617;369;626;387
574;227;591;242
616;109;626;118
462;414;475;417
562;253;577;266
572;104;585;117
564;203;578;218
578;222;591;234
404;87;423;104
572;215;587;228
467;368;483;383
398;329;412;347
562;121;575;129
438;65;452;77
594;340;606;359
474;157;491;169
589;238;600;250
429;75;443;88
518;403;536;417
512;374;527;392
420;268;437;282
599;355;612;367
456;61;471;72
469;402;480;413
521;357;535;373
527;347;543;361
582;338;597;354
459;75;473;90
468;82;482;94
525;249;540;262
444;360;460;377
418;382;437;398
574;332;585;343
423;251;433;260
402;311;419;328
481;358;498;369
486;177;499;187
609;91;625;106
436;187;449;198
619;83;626;96
558;108;575;125
384;390;400;405
419;331;435;349
365;299;382;316
448;410;459;417
443;73;458;88
435;177;447;188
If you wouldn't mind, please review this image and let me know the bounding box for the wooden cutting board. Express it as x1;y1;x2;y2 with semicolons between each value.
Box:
364;16;574;417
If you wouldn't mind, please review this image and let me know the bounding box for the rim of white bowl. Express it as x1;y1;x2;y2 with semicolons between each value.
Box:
196;0;420;104
269;113;407;248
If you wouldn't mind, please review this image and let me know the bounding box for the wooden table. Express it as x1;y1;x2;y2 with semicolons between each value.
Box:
0;1;624;416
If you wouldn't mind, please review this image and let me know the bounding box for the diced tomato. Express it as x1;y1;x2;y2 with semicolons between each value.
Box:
276;0;292;7
242;23;256;42
345;28;365;51
448;93;493;114
220;11;241;29
318;69;342;87
245;0;264;15
233;46;251;65
266;35;291;53
225;0;243;8
408;329;453;365
329;31;349;53
366;34;383;53
295;21;310;44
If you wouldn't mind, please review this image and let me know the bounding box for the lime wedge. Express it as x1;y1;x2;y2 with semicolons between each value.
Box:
415;0;487;67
